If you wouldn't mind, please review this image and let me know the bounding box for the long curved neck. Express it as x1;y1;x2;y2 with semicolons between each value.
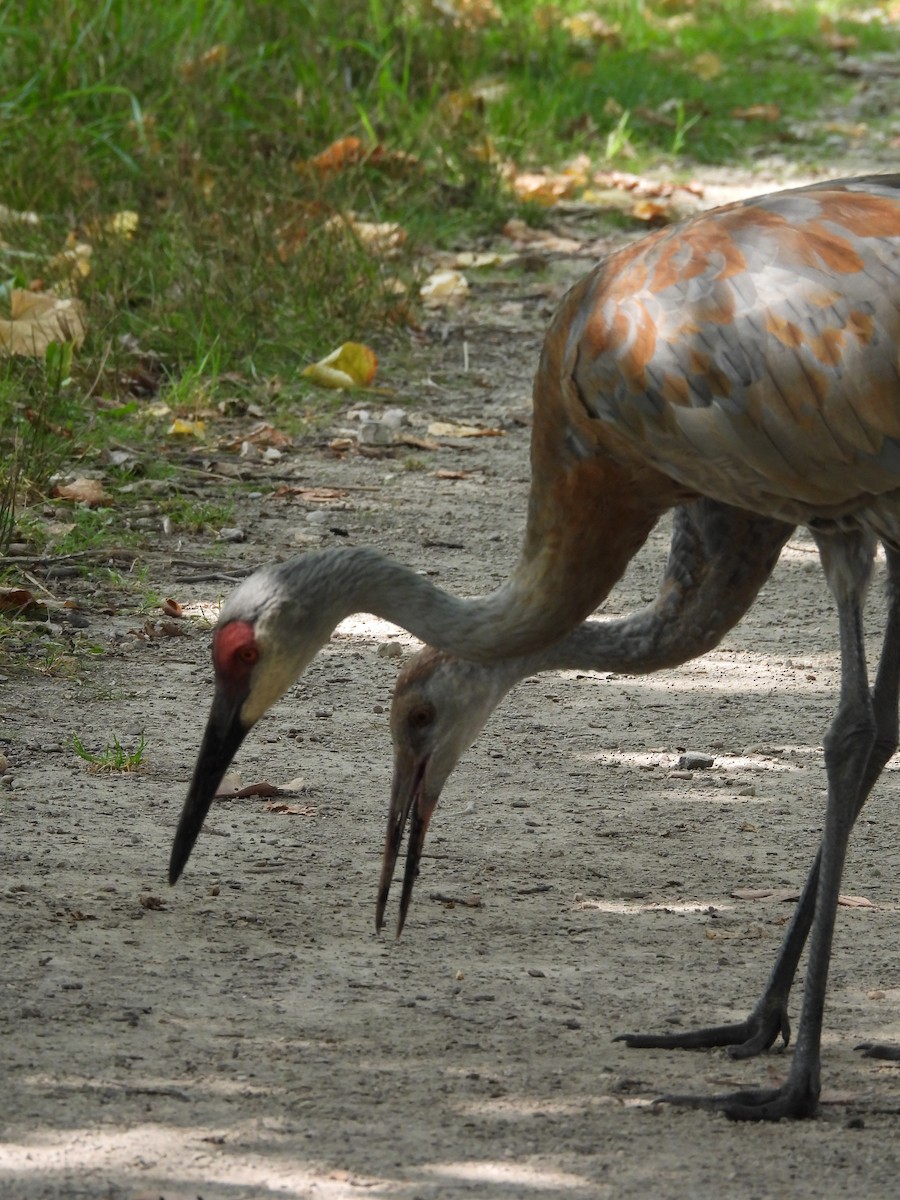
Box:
479;501;795;685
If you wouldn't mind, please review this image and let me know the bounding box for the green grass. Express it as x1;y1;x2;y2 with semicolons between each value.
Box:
72;730;146;773
0;0;897;555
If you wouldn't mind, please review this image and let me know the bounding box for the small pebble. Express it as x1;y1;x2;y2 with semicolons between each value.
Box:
377;642;403;659
668;769;693;780
218;527;246;542
358;421;395;445
678;752;715;770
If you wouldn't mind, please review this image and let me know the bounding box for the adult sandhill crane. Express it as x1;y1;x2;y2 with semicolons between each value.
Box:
381;506;900;1084
379;498;793;936
171;175;900;1121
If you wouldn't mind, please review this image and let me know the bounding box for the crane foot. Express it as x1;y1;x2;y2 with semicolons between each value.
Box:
616;1003;790;1059
856;1042;900;1061
659;1078;820;1122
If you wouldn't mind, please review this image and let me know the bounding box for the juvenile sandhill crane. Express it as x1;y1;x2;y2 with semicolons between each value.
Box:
171;175;900;1121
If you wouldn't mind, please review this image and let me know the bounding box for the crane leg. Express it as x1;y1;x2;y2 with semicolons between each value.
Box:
619;535;900;1120
618;544;900;1067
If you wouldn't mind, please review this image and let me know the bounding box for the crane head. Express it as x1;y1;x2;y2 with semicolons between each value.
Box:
169;560;336;886
376;646;518;936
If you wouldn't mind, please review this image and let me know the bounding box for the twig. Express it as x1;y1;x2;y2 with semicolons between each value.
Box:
0;548;139;567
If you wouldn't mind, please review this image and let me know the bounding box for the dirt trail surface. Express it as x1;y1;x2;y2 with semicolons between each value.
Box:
3;172;900;1199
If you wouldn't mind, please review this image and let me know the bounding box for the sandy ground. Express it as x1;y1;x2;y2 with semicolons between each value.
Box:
3;173;900;1199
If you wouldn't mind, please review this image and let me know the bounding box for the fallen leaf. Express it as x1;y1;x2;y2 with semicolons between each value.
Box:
160;598;183;618
731;887;874;908
220;421;292;451
420;270;469;306
47;238;93;280
731;104;781;122
427;421;504;438
0;291;87;357
396;434;440;451
0;203;40;226
106;210;139;239
52;477;112;507
562;11;620;47
311;135;364;172
630;198;674;224
181;43;228;79
0;586;38;612
691;51;723;80
264;802;317;816
323;214;407;256
274;485;349;502
167;418;206;438
302;342;378;390
508;171;581;206
500;218;583;254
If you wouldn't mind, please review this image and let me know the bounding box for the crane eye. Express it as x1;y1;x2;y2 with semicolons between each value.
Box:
236;644;259;666
408;703;435;730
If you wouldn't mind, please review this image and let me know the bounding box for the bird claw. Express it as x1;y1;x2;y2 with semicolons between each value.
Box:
660;1081;818;1122
856;1042;900;1061
616;1005;790;1058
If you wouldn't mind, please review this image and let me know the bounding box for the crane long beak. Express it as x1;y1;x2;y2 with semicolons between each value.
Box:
169;686;250;885
376;751;438;937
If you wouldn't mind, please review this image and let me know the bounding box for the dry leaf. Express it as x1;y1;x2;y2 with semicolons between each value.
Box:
0;203;39;226
181;43;228;79
508;170;580;206
305;135;368;175
106;210;139;239
0;586;39;612
220;421;292;451
0;291;87;358
302;342;378;390
630;198;674;224
52;477;112;507
691;52;723;80
427;421;504;438
562;11;620;47
160;598;183;618
324;214;407;256
420;270;469;306
264;801;317;816
731;104;781;122
47;238;93;280
167;418;206;438
274;485;349;502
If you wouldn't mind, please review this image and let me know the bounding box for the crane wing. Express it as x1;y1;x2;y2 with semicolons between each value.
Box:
569;176;900;529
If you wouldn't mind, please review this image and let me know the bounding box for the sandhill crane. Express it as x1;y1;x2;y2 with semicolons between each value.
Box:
171;174;900;1120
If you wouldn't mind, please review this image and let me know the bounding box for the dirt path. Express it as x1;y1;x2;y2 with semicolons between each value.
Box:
3;171;900;1199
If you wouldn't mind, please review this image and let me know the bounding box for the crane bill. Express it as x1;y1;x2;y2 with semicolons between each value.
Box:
169;686;250;885
396;797;435;937
376;752;435;935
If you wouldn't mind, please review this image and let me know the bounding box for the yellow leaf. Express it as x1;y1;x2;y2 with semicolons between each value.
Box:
0;291;87;358
302;342;378;390
427;422;504;439
107;210;139;239
420;270;469;306
691;52;723;81
167;418;206;438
